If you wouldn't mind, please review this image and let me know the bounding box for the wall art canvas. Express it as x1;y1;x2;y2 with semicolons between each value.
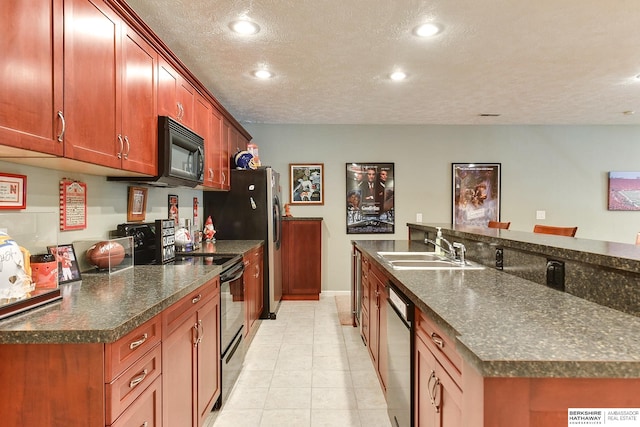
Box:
290;163;324;205
608;171;640;210
452;163;501;227
346;163;394;234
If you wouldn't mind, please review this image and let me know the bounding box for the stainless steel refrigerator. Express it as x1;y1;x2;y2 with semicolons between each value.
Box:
203;167;283;319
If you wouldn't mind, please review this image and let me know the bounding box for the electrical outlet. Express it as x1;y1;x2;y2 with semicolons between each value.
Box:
495;248;504;270
546;259;565;291
536;210;546;220
416;213;423;222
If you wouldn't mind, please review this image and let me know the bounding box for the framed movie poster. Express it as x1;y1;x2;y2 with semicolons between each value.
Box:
290;163;324;205
346;163;394;234
452;163;501;227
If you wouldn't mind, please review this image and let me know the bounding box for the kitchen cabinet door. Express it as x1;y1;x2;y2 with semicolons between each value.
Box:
157;57;195;128
367;261;388;392
282;219;322;299
0;0;64;156
243;246;264;337
206;107;224;188
119;24;157;175
196;94;215;188
221;118;232;190
63;0;121;168
197;290;221;426
162;277;220;427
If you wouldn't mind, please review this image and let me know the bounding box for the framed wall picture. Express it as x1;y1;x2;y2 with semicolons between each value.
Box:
0;172;26;209
47;244;82;284
127;186;148;222
608;172;640;210
452;163;501;227
289;163;324;205
168;194;179;225
346;162;394;234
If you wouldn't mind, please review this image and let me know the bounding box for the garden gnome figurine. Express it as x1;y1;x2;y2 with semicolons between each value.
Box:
203;216;216;241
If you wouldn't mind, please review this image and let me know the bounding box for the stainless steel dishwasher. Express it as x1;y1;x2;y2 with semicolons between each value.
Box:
386;283;414;427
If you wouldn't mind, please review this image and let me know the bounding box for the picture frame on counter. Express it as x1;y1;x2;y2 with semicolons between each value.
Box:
127;186;148;222
0;172;26;210
346;162;395;234
289;163;324;205
452;163;501;227
47;244;82;285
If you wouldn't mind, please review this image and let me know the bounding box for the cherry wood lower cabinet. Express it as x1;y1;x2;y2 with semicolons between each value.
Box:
282;218;322;300
414;306;640;427
368;260;388;392
244;245;264;337
162;276;221;427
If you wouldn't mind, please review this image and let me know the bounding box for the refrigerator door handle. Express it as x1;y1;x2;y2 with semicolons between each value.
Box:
273;194;282;249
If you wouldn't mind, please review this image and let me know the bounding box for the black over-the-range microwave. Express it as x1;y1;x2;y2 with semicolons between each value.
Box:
109;116;205;188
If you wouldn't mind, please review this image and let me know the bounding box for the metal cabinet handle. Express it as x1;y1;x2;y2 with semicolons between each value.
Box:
254;264;260;278
129;333;148;350
193;322;200;347
129;369;148;388
197;319;203;344
56;111;65;142
209;168;214;180
192;294;202;304
141;422;148;427
431;332;445;349
222;171;226;184
124;135;130;159
117;134;123;159
432;374;441;413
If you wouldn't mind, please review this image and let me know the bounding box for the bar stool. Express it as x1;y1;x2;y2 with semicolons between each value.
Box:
488;221;510;229
533;225;577;237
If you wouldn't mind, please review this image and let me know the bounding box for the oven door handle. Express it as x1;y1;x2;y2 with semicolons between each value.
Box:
221;262;245;283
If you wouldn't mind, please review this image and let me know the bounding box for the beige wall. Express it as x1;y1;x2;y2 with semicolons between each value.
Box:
244;123;640;292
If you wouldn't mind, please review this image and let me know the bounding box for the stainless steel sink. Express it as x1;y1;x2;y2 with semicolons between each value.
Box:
376;251;485;270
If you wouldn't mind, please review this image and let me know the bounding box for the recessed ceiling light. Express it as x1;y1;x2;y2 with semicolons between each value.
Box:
635;74;640;81
230;19;260;35
389;71;407;81
253;69;273;79
413;23;441;37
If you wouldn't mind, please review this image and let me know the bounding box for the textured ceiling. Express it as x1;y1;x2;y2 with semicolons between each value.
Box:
125;0;640;125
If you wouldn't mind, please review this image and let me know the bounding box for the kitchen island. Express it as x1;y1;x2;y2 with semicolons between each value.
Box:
353;237;640;426
0;239;262;427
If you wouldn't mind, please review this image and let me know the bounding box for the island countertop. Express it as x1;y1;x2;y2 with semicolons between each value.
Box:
0;240;263;345
354;239;640;379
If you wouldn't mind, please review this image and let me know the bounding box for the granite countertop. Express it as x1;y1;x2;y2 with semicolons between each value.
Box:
354;239;640;379
408;222;640;273
0;240;263;345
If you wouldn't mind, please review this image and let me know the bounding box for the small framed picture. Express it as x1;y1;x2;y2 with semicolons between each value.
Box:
289;163;324;205
0;172;26;209
168;194;179;225
47;244;82;284
127;186;148;222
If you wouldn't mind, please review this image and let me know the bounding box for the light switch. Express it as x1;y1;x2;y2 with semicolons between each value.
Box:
536;210;546;220
416;213;423;222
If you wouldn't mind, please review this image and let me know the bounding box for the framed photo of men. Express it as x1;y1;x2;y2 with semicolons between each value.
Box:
346;162;394;234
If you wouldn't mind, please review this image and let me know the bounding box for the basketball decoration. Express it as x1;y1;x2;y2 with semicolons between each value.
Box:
86;241;126;269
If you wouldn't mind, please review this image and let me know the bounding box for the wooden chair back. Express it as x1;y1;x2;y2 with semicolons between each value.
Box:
488;221;510;229
533;225;577;237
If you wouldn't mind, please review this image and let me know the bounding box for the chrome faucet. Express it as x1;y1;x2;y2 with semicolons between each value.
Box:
453;242;466;265
425;238;455;260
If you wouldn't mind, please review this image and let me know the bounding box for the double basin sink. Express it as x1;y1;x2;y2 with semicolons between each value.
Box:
377;251;484;270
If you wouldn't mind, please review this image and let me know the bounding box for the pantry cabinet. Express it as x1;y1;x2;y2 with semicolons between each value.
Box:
0;0;64;156
282;218;322;299
162;276;220;427
63;0;157;174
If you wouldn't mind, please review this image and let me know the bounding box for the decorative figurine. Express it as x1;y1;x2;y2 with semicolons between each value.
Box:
284;203;293;217
203;216;216;241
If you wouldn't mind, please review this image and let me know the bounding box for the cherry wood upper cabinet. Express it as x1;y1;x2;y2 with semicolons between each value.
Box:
158;57;195;129
0;0;64;156
63;0;157;174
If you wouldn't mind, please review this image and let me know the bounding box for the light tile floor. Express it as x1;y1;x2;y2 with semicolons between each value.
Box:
205;295;392;427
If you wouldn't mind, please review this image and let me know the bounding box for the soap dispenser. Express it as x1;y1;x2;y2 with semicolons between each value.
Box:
435;227;443;255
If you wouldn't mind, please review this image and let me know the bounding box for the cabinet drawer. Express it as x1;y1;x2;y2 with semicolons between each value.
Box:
415;309;462;379
163;277;218;337
106;343;162;425
106;315;161;382
110;376;162;427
